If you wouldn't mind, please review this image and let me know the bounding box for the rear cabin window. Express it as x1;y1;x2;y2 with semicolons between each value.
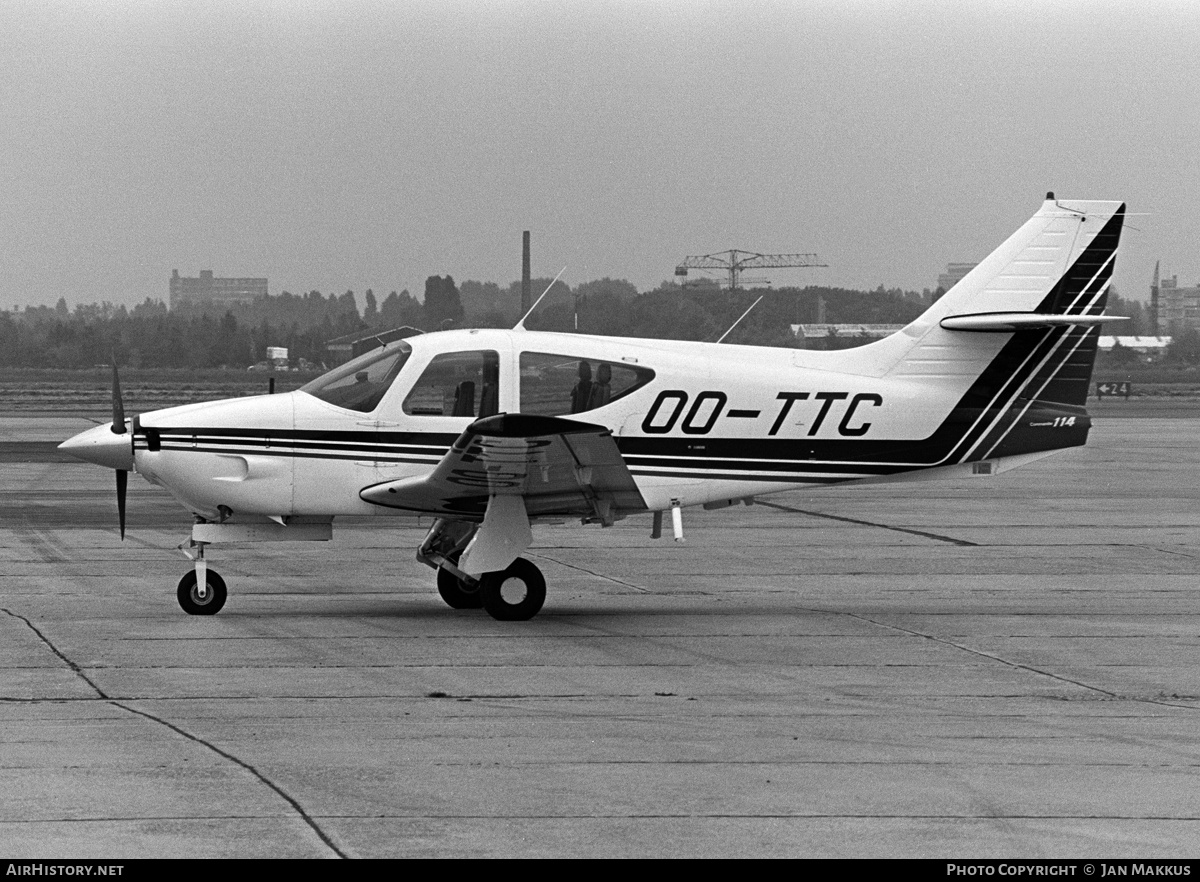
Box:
299;342;412;413
519;352;655;416
402;350;501;418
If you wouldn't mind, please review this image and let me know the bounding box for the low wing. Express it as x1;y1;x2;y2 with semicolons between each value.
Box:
359;413;646;523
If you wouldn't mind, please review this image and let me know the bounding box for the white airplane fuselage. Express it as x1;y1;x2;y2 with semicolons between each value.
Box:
113;318;1082;523
57;195;1126;620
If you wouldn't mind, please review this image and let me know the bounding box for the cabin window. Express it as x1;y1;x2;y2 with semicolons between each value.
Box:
518;352;655;416
299;341;412;413
402;350;501;418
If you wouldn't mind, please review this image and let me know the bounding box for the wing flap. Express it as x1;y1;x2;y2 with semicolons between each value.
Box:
359;413;645;520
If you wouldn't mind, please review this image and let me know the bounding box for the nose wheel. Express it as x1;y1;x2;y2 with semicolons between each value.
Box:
177;569;227;615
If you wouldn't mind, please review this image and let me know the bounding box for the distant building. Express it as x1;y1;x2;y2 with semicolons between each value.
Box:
935;263;977;299
792;323;906;342
170;269;267;310
1156;275;1200;333
1098;336;1172;354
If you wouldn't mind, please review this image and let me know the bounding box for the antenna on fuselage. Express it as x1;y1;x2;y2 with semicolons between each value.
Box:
513;267;567;331
715;295;764;344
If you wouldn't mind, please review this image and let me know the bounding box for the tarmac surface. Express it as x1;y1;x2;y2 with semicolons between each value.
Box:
1;408;1199;858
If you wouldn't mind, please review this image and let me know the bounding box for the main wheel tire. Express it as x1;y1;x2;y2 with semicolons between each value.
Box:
177;570;227;616
479;558;546;621
437;565;483;609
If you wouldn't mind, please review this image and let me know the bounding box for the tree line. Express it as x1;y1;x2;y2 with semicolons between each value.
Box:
0;276;1155;370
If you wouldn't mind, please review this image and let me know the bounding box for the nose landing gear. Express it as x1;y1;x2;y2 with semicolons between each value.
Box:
171;516;333;616
176;534;226;615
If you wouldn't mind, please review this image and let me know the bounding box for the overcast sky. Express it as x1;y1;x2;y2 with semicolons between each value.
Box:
2;0;1196;310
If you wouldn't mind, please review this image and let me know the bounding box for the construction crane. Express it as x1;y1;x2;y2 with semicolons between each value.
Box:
674;250;827;291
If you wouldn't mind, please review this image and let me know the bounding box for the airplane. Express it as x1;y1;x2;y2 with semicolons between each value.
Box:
60;193;1127;621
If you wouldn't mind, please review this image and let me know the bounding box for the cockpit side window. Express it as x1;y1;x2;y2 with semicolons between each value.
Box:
299;341;412;413
519;352;654;416
402;350;501;418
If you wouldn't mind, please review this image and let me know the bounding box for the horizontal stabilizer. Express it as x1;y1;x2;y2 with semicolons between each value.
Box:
939;312;1129;332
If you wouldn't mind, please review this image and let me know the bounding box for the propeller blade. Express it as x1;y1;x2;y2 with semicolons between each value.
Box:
111;359;126;434
112;359;131;538
116;468;128;540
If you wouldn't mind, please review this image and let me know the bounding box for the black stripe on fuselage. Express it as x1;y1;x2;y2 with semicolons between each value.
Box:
135;428;457;461
143;442;444;465
623;454;904;475
628;469;849;484
142;427;459;446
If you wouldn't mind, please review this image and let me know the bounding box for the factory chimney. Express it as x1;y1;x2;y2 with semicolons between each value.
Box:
522;231;531;315
1151;260;1160;336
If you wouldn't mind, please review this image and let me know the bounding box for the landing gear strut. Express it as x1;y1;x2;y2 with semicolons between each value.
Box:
173;516;333;617
479;558;546;621
177;532;226;615
418;514;545;620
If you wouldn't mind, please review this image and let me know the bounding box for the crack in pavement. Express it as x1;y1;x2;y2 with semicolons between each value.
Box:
755;500;980;546
527;551;652;592
0;607;347;858
1143;545;1200;560
837;609;1200;711
4;810;1198;821
2;607;108;697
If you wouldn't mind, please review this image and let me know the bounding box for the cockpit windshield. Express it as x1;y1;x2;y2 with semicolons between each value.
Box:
299;341;413;413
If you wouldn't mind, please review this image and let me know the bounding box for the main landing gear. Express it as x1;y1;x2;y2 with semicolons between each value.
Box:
436;557;546;621
436;564;483;609
421;516;546;621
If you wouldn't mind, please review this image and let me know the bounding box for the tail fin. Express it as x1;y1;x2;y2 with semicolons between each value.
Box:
848;194;1124;395
1022;199;1124;407
932;194;1124;408
823;194;1125;464
933;194;1123;321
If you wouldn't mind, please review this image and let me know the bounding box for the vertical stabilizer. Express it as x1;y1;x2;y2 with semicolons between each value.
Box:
856;197;1124;404
810;195;1126;465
